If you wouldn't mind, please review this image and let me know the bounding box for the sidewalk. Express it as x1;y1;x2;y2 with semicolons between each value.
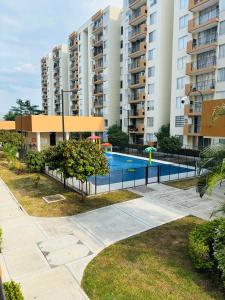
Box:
0;178;222;299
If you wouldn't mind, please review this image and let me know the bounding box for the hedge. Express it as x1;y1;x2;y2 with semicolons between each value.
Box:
3;281;24;300
189;218;225;287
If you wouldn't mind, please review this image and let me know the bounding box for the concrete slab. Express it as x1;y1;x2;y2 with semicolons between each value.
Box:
20;266;88;300
0;205;23;220
73;206;150;246
3;245;49;280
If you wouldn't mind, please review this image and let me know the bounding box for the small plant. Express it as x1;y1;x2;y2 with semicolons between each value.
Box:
32;174;41;188
3;281;24;300
2;144;17;167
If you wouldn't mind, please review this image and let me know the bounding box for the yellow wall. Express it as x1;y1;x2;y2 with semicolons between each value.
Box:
15;115;104;133
0;121;15;130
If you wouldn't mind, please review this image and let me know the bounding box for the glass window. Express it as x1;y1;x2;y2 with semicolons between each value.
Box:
220;21;225;35
149;30;156;43
148;83;155;94
175;116;184;127
219;44;225;58
148;66;155;77
176;97;184;109
147;100;155;111
178;35;188;50
179;15;188;29
218;68;225;81
220;0;225;11
177;56;186;70
150;0;157;7
147;117;154;127
177;77;185;89
150;12;157;25
180;0;187;9
148;48;156;60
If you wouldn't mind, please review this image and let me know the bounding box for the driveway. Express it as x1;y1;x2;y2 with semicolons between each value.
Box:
0;178;223;299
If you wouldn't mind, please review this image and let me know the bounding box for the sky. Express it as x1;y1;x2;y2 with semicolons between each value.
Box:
0;0;122;118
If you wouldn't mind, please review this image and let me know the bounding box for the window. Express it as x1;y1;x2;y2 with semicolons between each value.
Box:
120;106;122;115
220;21;225;35
149;30;156;43
177;77;185;89
150;0;157;6
176;97;184;109
105;119;108;127
120;54;123;62
218;68;225;81
120;40;123;49
146;133;155;142
148;66;155;77
147;117;154;127
177;56;186;70
120;81;123;88
147;100;155;111
148;48;155;61
179;15;188;29
121;26;123;35
219;44;225;58
178;35;188;50
179;0;187;9
148;83;155;94
120;93;123;102
175;116;184;127
150;12;157;25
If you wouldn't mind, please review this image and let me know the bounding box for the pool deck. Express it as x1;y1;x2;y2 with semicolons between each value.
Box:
0;177;223;300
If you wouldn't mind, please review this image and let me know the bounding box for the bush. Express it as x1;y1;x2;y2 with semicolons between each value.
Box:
107;125;129;150
3;281;24;300
24;150;46;173
189;218;225;287
158;136;182;153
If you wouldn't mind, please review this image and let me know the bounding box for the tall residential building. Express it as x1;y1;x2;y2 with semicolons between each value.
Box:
122;0;175;145
52;45;69;116
171;0;225;149
68;32;79;115
41;57;48;114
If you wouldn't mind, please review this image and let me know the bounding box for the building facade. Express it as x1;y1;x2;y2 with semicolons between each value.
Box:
122;0;174;145
171;0;225;149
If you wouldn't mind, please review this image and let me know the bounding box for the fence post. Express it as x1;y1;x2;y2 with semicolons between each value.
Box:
109;172;111;192
145;166;148;186
95;176;97;195
157;165;160;183
122;169;124;190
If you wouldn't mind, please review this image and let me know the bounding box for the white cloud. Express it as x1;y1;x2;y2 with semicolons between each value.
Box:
0;63;37;74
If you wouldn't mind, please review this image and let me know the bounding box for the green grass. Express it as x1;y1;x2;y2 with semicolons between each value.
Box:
165;177;199;190
82;217;224;300
0;160;141;217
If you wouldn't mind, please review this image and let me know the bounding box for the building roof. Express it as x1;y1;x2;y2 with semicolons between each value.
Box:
15;115;104;133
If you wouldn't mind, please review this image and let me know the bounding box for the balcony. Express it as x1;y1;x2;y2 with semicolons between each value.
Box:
129;41;146;58
92;22;103;35
128;24;147;42
93;74;104;84
129;6;147;26
189;0;219;12
185;79;215;95
93;50;103;60
129;124;145;134
94;99;103;108
93;37;103;47
129;75;146;89
188;11;219;33
93;88;103;96
69;40;78;50
186;56;216;75
71;104;79;111
129;109;145;118
184;103;202;116
129;58;146;73
71;94;79;101
93;63;104;72
187;35;217;55
129;92;146;103
129;0;146;10
184;124;201;136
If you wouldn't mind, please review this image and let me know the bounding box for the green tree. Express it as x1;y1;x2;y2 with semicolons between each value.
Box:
24;150;46;173
107;125;129;149
155;124;170;144
0;130;24;150
158;136;182;153
45;140;109;197
4;99;42;121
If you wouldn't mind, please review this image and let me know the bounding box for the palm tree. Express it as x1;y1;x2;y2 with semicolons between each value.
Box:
197;103;225;215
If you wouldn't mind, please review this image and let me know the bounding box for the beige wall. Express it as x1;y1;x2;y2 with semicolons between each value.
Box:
0;121;15;130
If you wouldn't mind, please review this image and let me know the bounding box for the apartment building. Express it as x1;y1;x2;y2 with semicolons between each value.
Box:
171;0;225;149
41;57;48;114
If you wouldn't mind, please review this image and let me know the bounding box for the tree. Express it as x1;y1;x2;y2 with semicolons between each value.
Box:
155;124;170;144
4;99;43;121
45;140;109;197
0;130;24;151
107;125;129;149
24;150;46;173
158;136;182;153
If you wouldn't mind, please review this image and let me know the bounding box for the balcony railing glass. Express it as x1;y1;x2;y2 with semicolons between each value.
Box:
191;79;215;91
192;55;216;69
192;34;217;48
194;8;219;26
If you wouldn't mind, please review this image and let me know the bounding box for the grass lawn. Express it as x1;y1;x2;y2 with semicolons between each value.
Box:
82;217;224;300
165;177;199;190
0;160;141;217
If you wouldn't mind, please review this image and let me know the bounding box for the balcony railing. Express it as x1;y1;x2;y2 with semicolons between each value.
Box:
192;79;215;91
189;103;202;113
94;74;103;82
192;56;216;69
189;125;201;134
193;34;217;49
94;99;103;106
93;21;103;32
193;9;219;27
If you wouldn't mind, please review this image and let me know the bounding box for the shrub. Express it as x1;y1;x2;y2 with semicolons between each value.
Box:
3;281;24;300
158;136;182;153
32;174;41;187
107;125;129;150
24;150;46;173
189;218;225;287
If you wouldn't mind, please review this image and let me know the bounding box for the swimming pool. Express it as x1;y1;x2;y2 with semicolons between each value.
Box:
89;153;194;186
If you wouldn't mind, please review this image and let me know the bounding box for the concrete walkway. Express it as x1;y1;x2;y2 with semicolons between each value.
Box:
0;178;223;300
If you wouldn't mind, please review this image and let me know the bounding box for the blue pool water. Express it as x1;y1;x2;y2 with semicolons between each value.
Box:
89;153;192;186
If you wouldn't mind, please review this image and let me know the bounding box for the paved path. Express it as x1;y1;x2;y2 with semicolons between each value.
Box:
0;178;223;299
